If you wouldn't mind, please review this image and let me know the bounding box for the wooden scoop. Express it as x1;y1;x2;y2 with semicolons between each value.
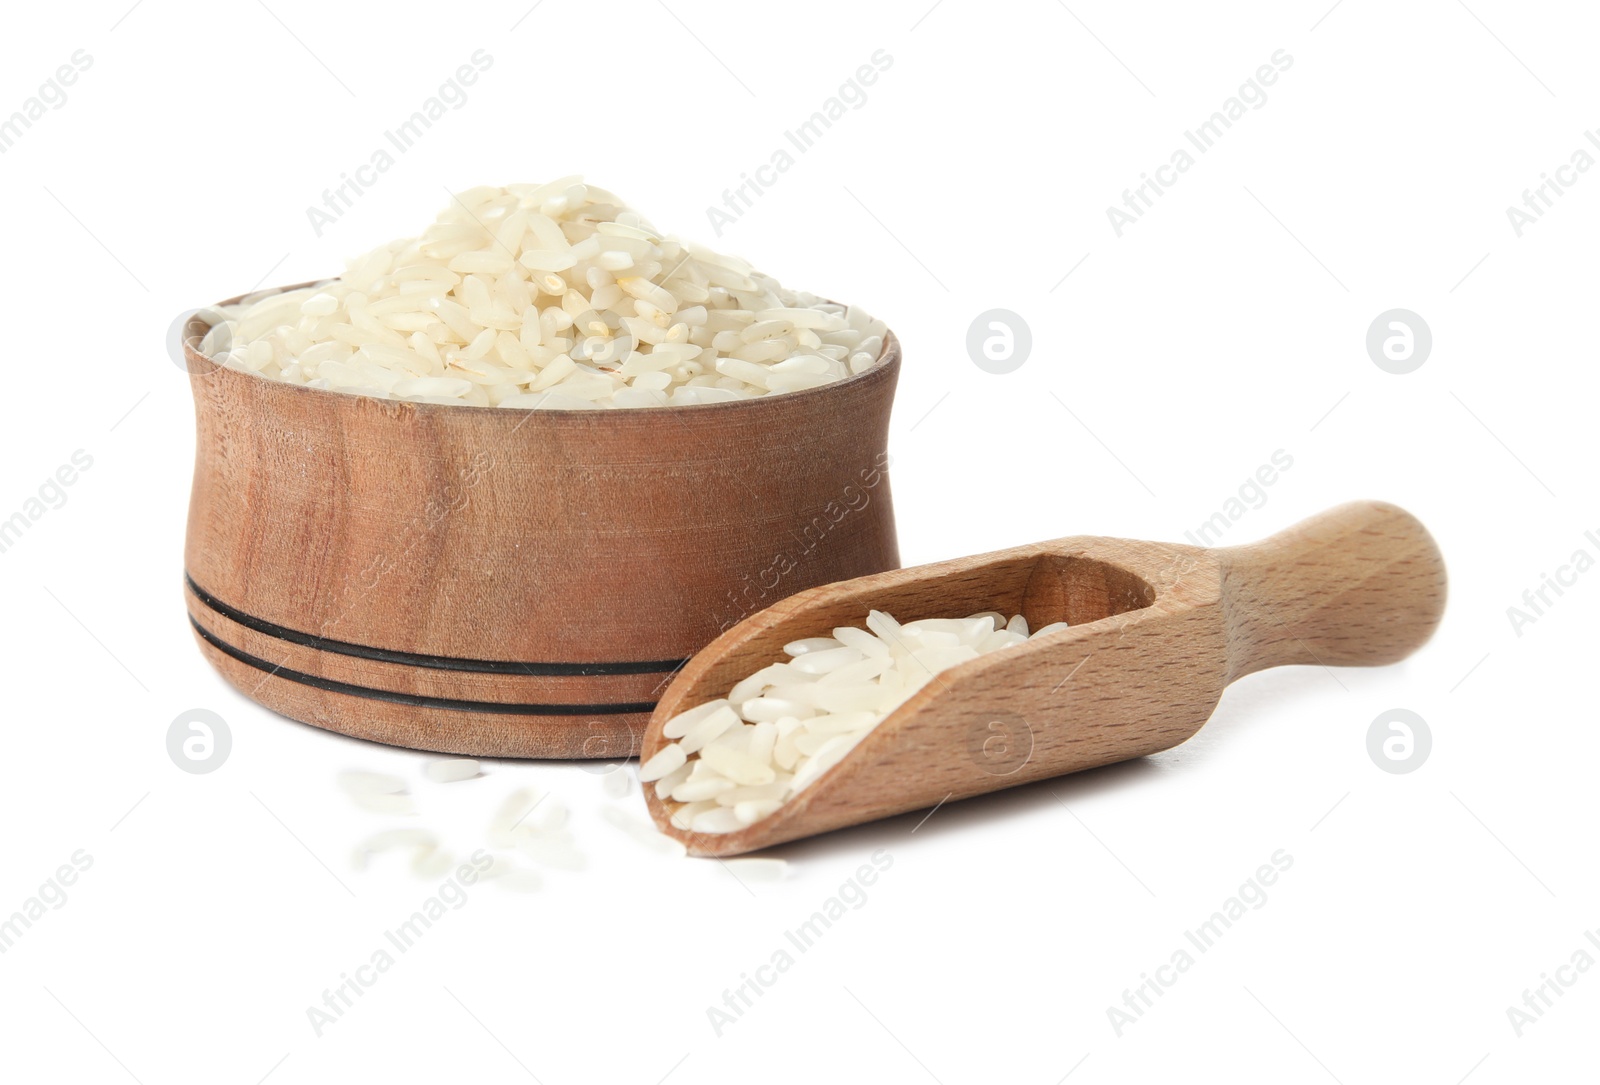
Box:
640;501;1446;856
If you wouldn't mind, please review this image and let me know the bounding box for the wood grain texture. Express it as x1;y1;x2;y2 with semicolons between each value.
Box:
641;501;1447;855
182;284;902;758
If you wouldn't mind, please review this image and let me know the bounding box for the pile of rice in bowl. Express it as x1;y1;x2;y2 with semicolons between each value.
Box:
196;178;888;409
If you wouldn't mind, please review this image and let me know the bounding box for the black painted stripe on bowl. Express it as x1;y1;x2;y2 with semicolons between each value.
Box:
189;617;658;716
184;573;690;677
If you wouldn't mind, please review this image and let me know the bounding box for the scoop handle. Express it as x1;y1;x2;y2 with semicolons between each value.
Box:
1215;501;1446;680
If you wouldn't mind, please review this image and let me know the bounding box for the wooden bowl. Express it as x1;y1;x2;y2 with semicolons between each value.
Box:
181;282;901;758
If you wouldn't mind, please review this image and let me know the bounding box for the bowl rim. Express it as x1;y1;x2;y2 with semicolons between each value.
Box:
184;279;900;419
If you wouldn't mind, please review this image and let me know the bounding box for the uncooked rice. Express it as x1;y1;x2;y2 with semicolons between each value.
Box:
423;758;481;783
342;770;601;888
642;610;1069;834
337;769;415;814
197;178;888;409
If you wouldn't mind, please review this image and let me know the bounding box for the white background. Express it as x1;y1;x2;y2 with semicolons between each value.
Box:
0;1;1593;1082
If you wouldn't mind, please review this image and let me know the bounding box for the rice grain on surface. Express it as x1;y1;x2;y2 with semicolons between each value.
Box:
423;758;482;783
